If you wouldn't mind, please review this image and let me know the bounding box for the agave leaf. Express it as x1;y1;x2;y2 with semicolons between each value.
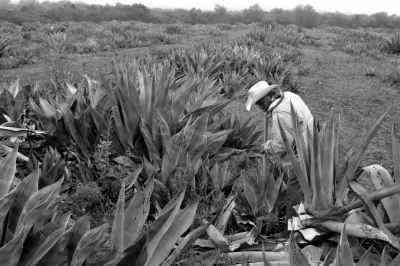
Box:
0;224;26;266
145;190;185;264
0;85;14;115
33;194;66;230
10;89;25;122
337;223;353;266
208;113;231;132
30;99;57;135
15;178;63;237
262;243;274;266
309;120;331;218
207;99;234;119
322;250;335;266
89;106;107;134
336;112;386;206
277;118;312;208
124;177;154;249
140;121;160;164
116;233;147;266
76;109;96;152
391;123;400;184
360;165;400;223
111;181;125;254
380;246;390;266
0;126;29;138
94;95;110;118
0;145;18;198
8;168;39;234
124;166;142;190
318;220;393;241
227;251;289;263
348;180;400;250
38;97;58;119
115;87;139;148
389;251;400;266
161;133;184;182
70;223;109;266
162;223;210;266
59;104;90;159
100;72;128;147
73;86;88;119
172;81;195;122
206;223;228;247
19;213;70;266
355;246;371;266
0;180;63;266
265;170;284;213
206;130;232;157
116;199;181;266
151;116;163;154
65;214;91;264
321;109;335;205
186;112;209;153
0;185;18;241
124;68;142;116
158;112;171;156
215;196;235;235
147;200;199;266
288;232;310;266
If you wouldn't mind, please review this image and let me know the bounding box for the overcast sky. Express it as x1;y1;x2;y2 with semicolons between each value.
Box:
67;0;400;15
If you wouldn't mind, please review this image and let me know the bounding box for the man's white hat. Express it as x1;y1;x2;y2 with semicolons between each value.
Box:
246;81;278;111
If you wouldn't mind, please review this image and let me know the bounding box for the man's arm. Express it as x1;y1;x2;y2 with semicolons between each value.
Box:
264;112;295;156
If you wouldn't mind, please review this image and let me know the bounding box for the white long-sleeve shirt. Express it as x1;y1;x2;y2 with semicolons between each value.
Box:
264;92;314;160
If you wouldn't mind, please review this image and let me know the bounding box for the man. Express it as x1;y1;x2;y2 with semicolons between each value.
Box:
246;81;314;224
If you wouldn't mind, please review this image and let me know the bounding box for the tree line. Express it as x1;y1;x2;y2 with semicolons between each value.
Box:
1;0;400;29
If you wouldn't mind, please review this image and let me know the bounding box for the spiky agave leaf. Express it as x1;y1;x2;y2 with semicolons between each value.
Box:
321;108;335;206
124;177;154;249
335;111;387;206
277;118;312;208
391;123;400;184
289;102;310;183
309;120;331;218
146;200;199;266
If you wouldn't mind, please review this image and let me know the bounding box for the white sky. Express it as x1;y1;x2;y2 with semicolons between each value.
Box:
66;0;400;15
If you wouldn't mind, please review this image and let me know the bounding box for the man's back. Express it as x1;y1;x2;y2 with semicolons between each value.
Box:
266;92;313;157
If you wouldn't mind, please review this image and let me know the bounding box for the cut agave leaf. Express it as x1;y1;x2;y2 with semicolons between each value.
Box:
360;165;400;223
349;180;400;250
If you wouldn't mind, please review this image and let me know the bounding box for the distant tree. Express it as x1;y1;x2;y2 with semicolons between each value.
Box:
270;8;284;14
373;12;389;28
274;10;295;25
214;4;227;16
293;4;319;28
242;4;265;23
213;4;229;23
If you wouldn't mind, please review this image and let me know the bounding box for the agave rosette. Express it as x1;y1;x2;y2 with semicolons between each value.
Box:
279;103;400;247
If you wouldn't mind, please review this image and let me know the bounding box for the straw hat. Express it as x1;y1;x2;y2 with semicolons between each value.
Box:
246;81;278;111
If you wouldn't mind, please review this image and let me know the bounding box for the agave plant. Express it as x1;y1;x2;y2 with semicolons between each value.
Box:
0;78;26;122
279;104;400;246
383;33;400;54
0;146;203;266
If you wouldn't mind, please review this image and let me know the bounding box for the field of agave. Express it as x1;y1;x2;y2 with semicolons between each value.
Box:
1;20;400;265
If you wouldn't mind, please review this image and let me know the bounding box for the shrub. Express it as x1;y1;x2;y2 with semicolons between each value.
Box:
164;24;185;35
383;33;400;54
